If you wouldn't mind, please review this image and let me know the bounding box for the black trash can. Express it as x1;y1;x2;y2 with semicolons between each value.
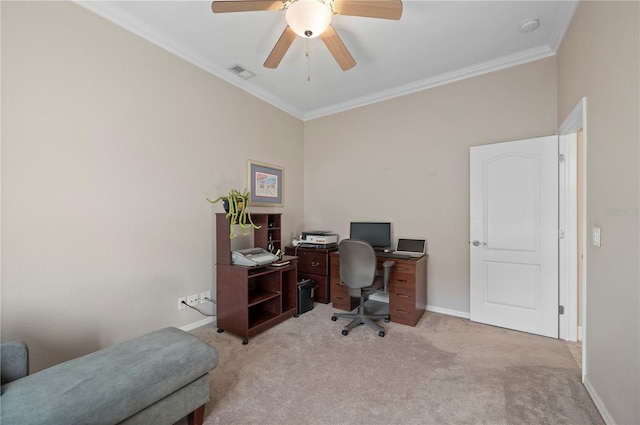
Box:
296;279;316;316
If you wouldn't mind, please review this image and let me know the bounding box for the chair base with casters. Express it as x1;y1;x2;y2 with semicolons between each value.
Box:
331;293;390;337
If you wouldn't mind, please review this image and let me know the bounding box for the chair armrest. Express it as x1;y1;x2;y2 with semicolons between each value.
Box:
381;260;395;293
1;342;29;385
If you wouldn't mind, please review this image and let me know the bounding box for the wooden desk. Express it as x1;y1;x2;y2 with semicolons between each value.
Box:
330;252;428;326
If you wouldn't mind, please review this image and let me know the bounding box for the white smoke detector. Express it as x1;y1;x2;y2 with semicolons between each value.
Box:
520;19;540;33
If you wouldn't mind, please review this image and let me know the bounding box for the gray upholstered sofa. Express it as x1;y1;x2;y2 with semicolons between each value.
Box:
0;327;218;425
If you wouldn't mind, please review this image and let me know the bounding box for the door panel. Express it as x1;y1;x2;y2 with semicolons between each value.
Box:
486;154;539;251
470;136;558;338
485;261;539;309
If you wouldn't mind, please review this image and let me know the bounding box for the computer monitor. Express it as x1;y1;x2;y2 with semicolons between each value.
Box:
349;222;391;249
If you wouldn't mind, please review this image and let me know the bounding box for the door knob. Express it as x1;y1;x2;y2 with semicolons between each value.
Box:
472;240;486;246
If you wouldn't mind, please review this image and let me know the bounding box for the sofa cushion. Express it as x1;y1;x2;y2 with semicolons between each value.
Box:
1;327;218;425
1;341;29;385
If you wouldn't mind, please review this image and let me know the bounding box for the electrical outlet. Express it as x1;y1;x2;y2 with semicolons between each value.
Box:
201;290;212;303
178;297;186;311
187;294;199;306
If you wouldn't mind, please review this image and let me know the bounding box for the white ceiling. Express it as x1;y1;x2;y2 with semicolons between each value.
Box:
76;1;578;120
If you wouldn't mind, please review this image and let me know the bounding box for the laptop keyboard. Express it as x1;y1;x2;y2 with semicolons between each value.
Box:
376;252;410;260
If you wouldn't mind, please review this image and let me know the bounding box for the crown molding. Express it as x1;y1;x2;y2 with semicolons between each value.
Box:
304;44;556;120
73;1;306;119
549;0;580;53
74;1;570;122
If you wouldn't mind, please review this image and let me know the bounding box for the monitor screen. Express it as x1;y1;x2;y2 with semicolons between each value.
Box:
349;222;391;249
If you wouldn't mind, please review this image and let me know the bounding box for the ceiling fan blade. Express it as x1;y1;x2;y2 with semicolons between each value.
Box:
211;0;283;13
331;0;402;20
320;25;356;71
264;26;297;69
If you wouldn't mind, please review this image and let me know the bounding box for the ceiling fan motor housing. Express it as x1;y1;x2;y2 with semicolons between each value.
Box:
286;0;332;38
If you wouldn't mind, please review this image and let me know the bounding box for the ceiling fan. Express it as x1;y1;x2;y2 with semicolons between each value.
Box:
211;0;403;71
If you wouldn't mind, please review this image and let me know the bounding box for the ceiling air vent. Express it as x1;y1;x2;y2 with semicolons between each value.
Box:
227;64;255;80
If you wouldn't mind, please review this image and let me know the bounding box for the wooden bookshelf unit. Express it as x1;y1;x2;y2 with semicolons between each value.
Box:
215;213;297;344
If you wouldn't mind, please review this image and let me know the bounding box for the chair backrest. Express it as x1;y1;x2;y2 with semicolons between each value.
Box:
339;239;377;292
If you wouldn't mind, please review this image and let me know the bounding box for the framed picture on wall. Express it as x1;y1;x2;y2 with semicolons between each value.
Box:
247;160;284;206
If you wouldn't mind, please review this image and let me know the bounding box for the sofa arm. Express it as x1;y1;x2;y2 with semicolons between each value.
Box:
1;341;29;385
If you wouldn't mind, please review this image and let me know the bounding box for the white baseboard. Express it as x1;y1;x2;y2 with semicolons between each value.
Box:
426;305;470;319
180;316;215;332
583;376;615;425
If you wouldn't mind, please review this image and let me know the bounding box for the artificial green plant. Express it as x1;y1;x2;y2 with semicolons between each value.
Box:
207;188;261;238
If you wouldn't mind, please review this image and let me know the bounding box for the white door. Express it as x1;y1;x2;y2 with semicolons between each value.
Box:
470;136;559;338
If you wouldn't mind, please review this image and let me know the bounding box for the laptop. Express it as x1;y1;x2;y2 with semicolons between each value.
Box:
395;238;426;257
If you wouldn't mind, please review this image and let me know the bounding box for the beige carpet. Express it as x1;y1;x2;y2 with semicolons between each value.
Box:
182;302;603;425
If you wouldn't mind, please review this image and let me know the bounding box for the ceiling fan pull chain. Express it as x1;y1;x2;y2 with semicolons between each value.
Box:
306;39;311;82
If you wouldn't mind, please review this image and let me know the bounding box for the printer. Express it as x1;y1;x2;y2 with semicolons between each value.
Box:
300;231;338;248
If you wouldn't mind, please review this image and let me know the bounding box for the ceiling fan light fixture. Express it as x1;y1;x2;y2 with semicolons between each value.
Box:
286;0;332;38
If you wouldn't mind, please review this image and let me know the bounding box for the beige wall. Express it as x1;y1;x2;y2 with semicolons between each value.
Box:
3;2;639;422
304;58;557;314
1;2;304;372
557;2;640;424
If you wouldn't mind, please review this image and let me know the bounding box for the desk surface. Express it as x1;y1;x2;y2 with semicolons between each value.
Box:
330;251;427;260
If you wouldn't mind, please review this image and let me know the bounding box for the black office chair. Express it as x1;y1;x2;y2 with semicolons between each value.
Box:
331;239;395;337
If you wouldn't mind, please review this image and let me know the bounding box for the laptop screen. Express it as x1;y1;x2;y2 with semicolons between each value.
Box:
396;238;425;254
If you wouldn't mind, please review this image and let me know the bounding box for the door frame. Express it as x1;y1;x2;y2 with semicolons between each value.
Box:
557;97;587;380
559;133;578;342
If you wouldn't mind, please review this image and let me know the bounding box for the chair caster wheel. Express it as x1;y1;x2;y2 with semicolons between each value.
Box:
341;329;349;336
217;328;224;333
294;314;299;318
378;330;385;337
242;338;248;345
331;316;338;321
384;317;390;323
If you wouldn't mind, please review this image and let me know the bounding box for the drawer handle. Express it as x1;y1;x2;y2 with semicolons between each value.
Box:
336;296;344;301
396;309;411;314
397;294;410;298
396;279;407;284
311;261;320;267
396;267;409;272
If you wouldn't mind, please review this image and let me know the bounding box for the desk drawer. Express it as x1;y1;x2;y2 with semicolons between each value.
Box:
330;254;340;273
390;272;416;290
389;288;420;326
331;285;357;311
331;280;357;311
390;286;416;305
298;251;328;275
391;262;416;275
389;306;417;326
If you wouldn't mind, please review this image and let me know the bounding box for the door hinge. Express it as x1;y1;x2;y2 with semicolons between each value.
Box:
559;154;565;163
558;305;564;315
